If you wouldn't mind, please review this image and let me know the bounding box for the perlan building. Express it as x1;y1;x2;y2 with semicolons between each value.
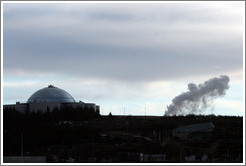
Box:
3;85;100;114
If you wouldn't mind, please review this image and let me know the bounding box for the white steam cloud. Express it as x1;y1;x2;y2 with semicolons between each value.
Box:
165;75;230;116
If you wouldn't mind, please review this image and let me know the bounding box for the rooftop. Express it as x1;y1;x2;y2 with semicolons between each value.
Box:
173;122;214;133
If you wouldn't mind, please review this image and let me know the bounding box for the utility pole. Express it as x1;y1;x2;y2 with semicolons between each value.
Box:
21;133;23;156
126;121;129;133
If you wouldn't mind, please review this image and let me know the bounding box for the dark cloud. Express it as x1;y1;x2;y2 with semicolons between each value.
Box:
3;3;244;83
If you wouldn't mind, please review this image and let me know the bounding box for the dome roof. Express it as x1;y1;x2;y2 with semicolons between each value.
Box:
27;85;75;103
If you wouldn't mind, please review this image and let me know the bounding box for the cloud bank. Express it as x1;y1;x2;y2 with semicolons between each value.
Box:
3;2;243;82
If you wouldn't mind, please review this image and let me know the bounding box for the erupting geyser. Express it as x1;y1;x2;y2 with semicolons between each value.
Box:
165;75;230;116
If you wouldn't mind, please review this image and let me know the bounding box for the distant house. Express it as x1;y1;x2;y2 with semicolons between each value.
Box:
172;122;214;142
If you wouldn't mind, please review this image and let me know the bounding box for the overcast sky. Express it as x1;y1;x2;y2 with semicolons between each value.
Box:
2;2;245;116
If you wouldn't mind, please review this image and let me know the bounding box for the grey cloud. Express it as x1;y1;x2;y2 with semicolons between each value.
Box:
85;11;134;22
3;3;244;82
4;31;242;82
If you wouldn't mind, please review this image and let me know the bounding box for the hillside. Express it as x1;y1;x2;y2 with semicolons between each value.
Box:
3;109;243;163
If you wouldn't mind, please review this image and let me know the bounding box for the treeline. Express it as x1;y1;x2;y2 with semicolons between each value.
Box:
4;105;100;123
3;107;243;161
3;106;101;156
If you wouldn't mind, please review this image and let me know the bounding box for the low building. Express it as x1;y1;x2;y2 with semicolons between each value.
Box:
3;156;46;163
172;122;214;142
3;85;100;114
140;153;166;162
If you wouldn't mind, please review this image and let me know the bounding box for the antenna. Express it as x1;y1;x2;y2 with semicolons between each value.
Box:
145;105;147;118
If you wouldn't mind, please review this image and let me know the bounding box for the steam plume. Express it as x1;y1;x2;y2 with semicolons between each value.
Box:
165;75;230;116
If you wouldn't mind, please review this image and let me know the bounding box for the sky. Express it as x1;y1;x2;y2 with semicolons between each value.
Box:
2;1;245;116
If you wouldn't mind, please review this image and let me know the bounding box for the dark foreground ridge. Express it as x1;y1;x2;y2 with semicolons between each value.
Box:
3;107;243;163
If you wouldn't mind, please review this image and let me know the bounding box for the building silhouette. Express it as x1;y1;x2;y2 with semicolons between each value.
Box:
3;85;100;113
